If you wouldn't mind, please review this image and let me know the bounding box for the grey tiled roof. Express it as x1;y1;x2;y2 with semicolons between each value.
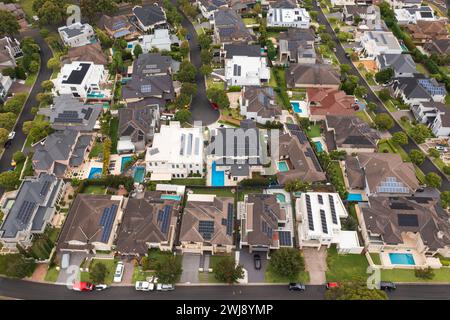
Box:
377;54;416;75
133;5;166;27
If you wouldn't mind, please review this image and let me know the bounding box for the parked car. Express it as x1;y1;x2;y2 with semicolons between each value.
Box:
7;131;15;140
380;281;396;291
436;145;448;152
345;52;350;59
61;253;70;269
186;34;191;40
94;284;108;291
253;254;261;270
210;102;219;110
326;282;339;289
288;283;306;291
72;282;94;292
135;281;154;291
113;262;124;283
156;284;174;291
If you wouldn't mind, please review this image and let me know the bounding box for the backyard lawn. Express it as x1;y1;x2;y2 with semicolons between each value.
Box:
82;185;107;195
326;246;370;282
190;187;235;198
355;110;372;124
370;253;381;265
132;266;155;283
265;265;309;283
242;18;258;26
80;259;119;285
306;124;321;138
168;178;206;186
381;268;450;283
89;142;104;159
237;187;264;201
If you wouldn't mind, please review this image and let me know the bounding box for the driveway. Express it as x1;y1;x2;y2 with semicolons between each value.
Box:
303;247;327;285
180;254;201;283
56;253;87;285
238;249;267;283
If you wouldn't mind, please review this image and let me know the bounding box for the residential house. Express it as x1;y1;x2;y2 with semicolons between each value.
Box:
405;21;448;43
239;194;293;254
222;44;270;86
395;6;436;24
196;0;228;20
286;64;341;89
375;53;417;77
115;191;181;255
58;22;95;48
207;120;267;186
178;194;235;254
37;94;103;132
121;53;175;109
0;73;12;103
307;88;357;121
99;14;139;40
61;43;109;66
53;61;110;101
343;5;386;32
57;194;125;253
0;36;22;71
386;0;422;9
277;124;327;185
239;86;282;124
228;0;257;12
424;39;450;55
267;7;311;29
0;174;65;251
212;8;254;44
132;4;167;32
411;101;450;137
331;0;357;5
0;2;25;20
139;29;181;52
392;75;447;104
145;122;204;180
325;115;381;153
296;192;362;253
357;196;450;259
32;130;93;178
278;28;316;64
118;104;159;153
344;153;420;196
268;0;299;9
360;31;403;59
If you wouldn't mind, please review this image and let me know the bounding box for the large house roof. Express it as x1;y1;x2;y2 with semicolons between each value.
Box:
132;5;166;28
214;8;253;43
286;64;340;88
377;53;417;74
308;88;356;117
242;86;282;119
63;43;108;66
118;105;158;142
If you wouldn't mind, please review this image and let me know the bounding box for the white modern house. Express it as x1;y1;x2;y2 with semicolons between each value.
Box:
52;61;110;100
360;31;403;59
145;122;204;180
196;0;228;20
296;192;363;254
411;102;450;137
139;29;180;52
267;7;310;29
58;22;95;48
394;6;436;24
386;0;422;9
0;73;12;103
223;44;270;86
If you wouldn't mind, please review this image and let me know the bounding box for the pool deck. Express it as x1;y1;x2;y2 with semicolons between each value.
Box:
263;189;295;244
378;250;440;269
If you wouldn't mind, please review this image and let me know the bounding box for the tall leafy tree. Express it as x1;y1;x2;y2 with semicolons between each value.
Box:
213;257;244;284
268;247;305;280
155;256;182;284
325;281;388;300
0;10;20;37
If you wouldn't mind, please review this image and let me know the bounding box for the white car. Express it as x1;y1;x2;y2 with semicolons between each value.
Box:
113;262;124;283
135;281;154;291
7;131;15;140
156;284;174;291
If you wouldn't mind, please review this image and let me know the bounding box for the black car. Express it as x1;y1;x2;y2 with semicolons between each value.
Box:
345;52;350;59
380;281;396;291
254;254;261;270
186;34;191;40
289;283;306;291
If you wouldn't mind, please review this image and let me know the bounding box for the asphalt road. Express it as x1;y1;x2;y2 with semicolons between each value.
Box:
314;1;450;192
0;29;52;191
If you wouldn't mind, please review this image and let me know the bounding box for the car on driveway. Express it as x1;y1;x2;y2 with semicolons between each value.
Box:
135;281;154;291
288;283;306;291
254;254;261;270
72;282;94;292
156;284;175;291
380;281;396;291
326;282;339;289
113;262;124;283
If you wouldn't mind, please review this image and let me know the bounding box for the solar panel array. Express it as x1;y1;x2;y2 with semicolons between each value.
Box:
279;230;292;246
261;220;273;239
83;108;93;120
226;203;233;236
55;110;83;123
418;79;446;96
318;194;323;205
390;202;414;210
377;177;409;193
320;209;328;234
329;195;338;224
40;180;51;196
397;214;419;227
199;220;214;240
305;148;322;172
305;194;314;231
157;205;172;234
100;204;118;243
16;201;36;225
141;84;152;93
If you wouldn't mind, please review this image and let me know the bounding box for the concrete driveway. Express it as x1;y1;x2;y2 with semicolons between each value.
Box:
238;249;267;283
180;254;201;283
303;247;327;285
56;253;87;285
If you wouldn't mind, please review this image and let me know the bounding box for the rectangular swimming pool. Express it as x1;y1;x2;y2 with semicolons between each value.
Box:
88;167;102;179
291;102;302;113
134;167;145;183
161;194;182;201
277;161;289;172
389;253;415;265
314;141;324;152
121;156;133;172
211;161;225;186
347;193;363;202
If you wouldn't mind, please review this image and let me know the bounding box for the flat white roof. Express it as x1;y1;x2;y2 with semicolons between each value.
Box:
187;194;216;202
150;173;172;181
336;230;361;249
156;184;186;194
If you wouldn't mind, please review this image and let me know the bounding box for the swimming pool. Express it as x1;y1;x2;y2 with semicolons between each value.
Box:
347;193;363;202
88;167;102;179
277;161;289;172
389;253;415;265
211;161;225;186
161;194;182;201
275;193;286;203
134;167;145;183
121;156;133;172
314;141;324;152
291;101;302;113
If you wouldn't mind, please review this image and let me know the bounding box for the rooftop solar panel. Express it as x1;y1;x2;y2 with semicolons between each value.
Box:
329;195;338;224
397;214;419;227
320;209;328;234
306;194;314;231
226;203;233;236
278;230;292;246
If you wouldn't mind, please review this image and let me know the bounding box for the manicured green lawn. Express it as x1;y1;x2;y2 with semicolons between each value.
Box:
200;254;234;283
44;266;59;282
414;165;426;184
265;266;309;283
377;139;410;162
109;118;119;154
132;266;155;283
381;268;450;283
206;77;224;90
82;185;107;195
445;94;450;106
80;259;118;285
415;63;430;76
168;178;206;186
433;157;447;171
25;72;38;86
306;124;321;138
20;0;34;18
237;187;263;201
145;249;182;270
89;142;103;159
355;110;372;124
242;18;258;25
190;187;235;198
326;246;370;282
370;253;381;265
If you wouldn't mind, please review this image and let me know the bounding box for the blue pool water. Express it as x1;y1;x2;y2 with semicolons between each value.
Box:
211;161;225;186
314;141;324;152
161;194;182;201
347;193;363;202
121;156;133;172
277;161;289;172
389;253;415;265
291;102;302;113
134;167;145;183
88;167;102;179
87;92;105;98
275;194;286;203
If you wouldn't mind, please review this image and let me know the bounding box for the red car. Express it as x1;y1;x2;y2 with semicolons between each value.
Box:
326;282;339;289
210;102;219;110
73;282;94;292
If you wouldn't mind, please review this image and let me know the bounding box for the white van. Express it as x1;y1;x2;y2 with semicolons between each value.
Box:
113;262;124;283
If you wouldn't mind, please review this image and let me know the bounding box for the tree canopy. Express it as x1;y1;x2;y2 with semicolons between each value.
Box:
155;255;183;284
0;10;20;37
268;247;305;280
213;257;244;284
374;113;394;130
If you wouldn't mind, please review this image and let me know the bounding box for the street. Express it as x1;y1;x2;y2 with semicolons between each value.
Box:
313;0;450;192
